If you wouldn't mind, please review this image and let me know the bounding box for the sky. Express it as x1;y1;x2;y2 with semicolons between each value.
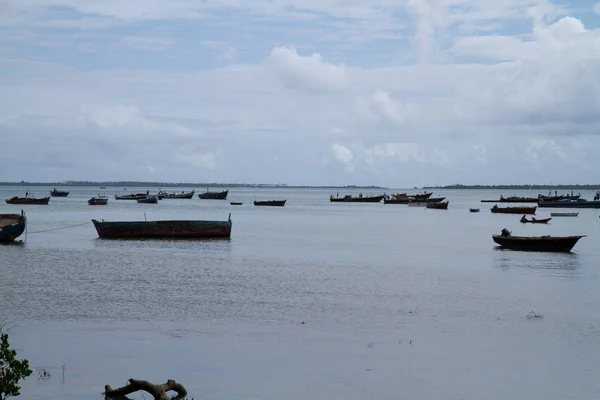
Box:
1;0;600;187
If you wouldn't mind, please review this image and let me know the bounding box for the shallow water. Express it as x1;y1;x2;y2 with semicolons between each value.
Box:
1;186;600;399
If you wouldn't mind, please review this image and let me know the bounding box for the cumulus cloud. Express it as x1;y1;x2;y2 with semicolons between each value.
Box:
356;90;416;126
331;144;354;170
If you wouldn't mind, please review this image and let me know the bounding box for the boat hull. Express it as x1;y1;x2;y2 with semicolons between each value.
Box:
520;217;551;224
115;193;148;200
384;197;445;204
330;195;385;203
50;190;70;197
88;197;108;205
254;200;286;207
538;201;600;208
0;213;26;242
198;190;228;200
5;197;50;205
550;212;579;217
426;201;448;210
137;196;158;204
492;234;584;252
92;218;232;239
158;191;195;199
491;205;536;214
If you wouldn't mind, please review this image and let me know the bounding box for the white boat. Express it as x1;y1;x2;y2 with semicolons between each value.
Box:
550;212;579;217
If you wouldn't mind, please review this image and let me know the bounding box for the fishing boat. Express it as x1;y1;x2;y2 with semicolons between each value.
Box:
426;201;448;210
5;196;50;205
137;196;159;204
0;211;26;242
384;196;445;204
330;194;385;203
537;199;600;208
198;189;228;200
254;200;286;207
550;212;579;217
230;202;243;206
92;214;232;239
491;205;536;214
158;190;195;199
481;195;538;203
115;193;149;200
88;196;108;205
412;192;433;200
538;192;581;202
50;188;70;197
520;216;551;224
470;208;480;213
492;228;585;252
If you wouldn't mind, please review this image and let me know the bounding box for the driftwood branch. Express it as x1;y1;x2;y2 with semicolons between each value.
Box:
104;378;188;400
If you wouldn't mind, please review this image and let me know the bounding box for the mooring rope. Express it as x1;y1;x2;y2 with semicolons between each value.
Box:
26;222;90;235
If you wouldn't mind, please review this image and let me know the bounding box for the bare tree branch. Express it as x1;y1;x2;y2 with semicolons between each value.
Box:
104;378;188;400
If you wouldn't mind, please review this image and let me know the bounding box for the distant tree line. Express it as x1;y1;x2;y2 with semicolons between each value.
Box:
0;181;385;189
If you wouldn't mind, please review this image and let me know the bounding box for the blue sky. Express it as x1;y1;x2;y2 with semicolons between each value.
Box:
1;0;600;186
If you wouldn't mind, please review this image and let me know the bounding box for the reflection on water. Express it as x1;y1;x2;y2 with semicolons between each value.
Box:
493;249;580;276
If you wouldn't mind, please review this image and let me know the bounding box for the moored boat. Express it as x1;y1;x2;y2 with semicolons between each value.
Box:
550;212;579;217
158;190;195;199
491;204;536;214
137;196;159;204
50;188;70;197
492;228;585;252
198;189;228;200
92;214;232;239
330;194;385;203
426;201;448;210
520;216;551;224
481;195;538;203
254;200;286;207
0;211;26;242
407;201;427;207
115;192;149;200
5;196;50;205
230;202;243;206
384;196;445;204
88;196;108;205
538;199;600;208
470;208;480;213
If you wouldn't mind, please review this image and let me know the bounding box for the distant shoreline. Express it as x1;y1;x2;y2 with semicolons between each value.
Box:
424;184;600;190
0;181;387;189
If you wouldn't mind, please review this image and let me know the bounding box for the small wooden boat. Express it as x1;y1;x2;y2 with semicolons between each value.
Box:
538;199;600;208
330;194;385;203
492;228;585;252
198;189;228;200
115;193;148;200
92;214;232;239
491;204;536;214
230;202;243;206
137;196;159;204
470;208;480;213
426;201;448;210
254;200;286;207
384;196;445;204
88;196;108;205
0;211;26;242
550;212;579;217
50;189;70;197
5;196;50;205
520;216;551;224
158;190;195;199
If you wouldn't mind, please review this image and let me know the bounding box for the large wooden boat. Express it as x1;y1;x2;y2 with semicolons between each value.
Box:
92;214;232;239
158;190;195;199
0;211;26;242
538;193;581;202
426;201;448;210
384;196;445;204
492;229;584;252
115;193;148;200
88;196;108;205
520;216;551;224
330;194;385;203
538;199;600;208
491;204;536;214
5;196;50;205
50;189;70;197
198;189;228;200
254;200;286;207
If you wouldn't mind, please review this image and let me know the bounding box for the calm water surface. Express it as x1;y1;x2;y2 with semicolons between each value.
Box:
1;186;600;399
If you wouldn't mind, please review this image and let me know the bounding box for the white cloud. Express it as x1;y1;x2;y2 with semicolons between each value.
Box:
331;144;354;170
356;90;416;126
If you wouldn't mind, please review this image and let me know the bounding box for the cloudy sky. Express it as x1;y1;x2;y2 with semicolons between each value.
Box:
1;0;599;186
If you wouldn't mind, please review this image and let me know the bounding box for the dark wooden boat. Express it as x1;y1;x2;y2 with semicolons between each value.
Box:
230;202;243;206
198;189;228;200
520;216;551;224
158;190;195;199
491;205;536;214
469;208;480;213
0;211;26;242
550;212;578;217
254;200;286;207
492;229;585;252
481;195;538;203
330;194;385;203
5;196;50;205
115;193;148;200
412;192;433;200
92;214;232;239
50;189;70;197
538;193;580;202
426;201;448;210
137;196;159;204
88;196;108;205
538;199;600;208
384;196;445;204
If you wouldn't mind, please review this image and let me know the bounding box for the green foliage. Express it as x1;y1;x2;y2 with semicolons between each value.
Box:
0;333;32;399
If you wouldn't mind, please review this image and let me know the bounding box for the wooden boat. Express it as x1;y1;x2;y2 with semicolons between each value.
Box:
50;189;70;197
413;192;433;200
254;200;286;207
5;196;50;205
330;194;385;203
481;195;538;203
384;196;445;204
470;208;480;212
550;212;579;217
0;211;26;242
88;196;108;205
115;193;148;200
520;216;551;224
198;189;228;200
158;190;195;199
492;228;585;252
137;196;159;204
92;214;232;239
538;199;600;208
230;202;243;206
538;193;580;202
491;204;536;214
426;201;448;210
